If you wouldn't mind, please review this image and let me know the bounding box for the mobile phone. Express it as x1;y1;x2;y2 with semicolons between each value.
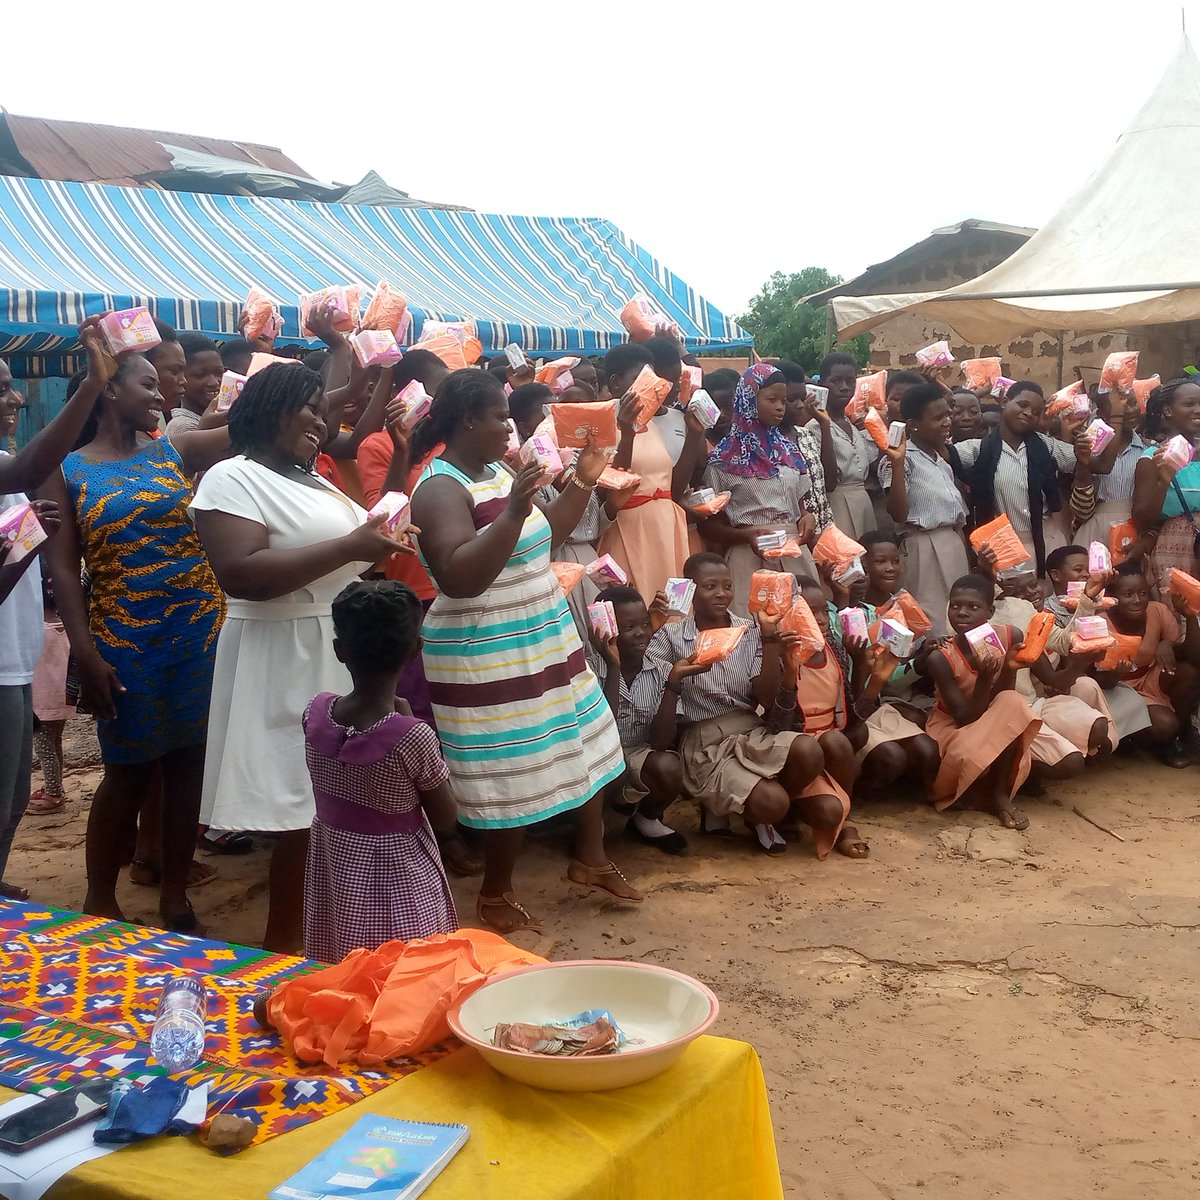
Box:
0;1079;115;1153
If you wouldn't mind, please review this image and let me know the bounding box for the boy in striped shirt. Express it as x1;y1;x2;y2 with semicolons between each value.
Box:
591;586;710;855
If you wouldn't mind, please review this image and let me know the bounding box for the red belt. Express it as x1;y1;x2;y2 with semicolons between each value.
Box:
623;489;673;510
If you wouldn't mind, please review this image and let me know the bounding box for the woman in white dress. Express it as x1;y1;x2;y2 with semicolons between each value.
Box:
191;363;410;952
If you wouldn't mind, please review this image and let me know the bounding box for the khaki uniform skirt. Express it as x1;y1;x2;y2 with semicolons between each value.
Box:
680;710;799;817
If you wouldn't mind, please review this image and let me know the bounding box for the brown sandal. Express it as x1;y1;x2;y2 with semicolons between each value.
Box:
476;893;543;935
567;859;644;903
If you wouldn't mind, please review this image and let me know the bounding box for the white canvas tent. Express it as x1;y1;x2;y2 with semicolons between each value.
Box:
830;37;1200;342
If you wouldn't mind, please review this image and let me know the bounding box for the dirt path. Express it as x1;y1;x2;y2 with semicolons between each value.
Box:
10;727;1200;1199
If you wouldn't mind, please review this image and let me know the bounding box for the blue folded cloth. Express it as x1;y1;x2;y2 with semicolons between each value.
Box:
94;1079;208;1144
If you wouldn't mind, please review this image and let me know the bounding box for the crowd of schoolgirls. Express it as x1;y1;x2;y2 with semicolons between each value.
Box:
5;300;1200;958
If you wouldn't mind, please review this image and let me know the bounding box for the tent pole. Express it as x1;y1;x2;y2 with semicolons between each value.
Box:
1056;331;1065;389
823;304;835;356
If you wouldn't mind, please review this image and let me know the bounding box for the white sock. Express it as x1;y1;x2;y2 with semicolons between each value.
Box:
633;813;675;839
754;823;784;851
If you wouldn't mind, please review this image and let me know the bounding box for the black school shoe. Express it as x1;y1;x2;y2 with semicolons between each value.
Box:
625;815;688;855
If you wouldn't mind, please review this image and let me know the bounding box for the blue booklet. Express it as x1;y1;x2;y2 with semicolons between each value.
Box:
269;1115;470;1200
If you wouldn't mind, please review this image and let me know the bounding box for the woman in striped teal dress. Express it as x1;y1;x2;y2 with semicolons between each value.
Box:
412;370;641;934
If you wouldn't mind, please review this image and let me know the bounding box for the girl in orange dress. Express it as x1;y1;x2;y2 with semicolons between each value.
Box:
597;344;702;602
923;575;1042;830
1094;561;1200;765
769;582;862;858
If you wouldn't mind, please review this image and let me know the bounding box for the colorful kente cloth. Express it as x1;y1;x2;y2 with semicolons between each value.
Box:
61;436;223;764
0;901;449;1146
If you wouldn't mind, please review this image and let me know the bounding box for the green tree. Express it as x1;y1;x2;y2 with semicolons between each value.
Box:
738;267;869;374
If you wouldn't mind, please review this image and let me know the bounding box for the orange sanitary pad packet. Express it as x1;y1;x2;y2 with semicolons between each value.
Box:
620;294;676;342
1098;351;1138;395
417;332;469;371
678;364;702;409
300;285;361;334
961;358;1002;391
630;365;673;429
536;357;581;387
748;570;795;617
863;406;890;451
813;524;867;570
241;287;283;340
762;537;804;560
1110;520;1138;563
687;491;731;516
1096;630;1140;671
1046;379;1084;418
1015;610;1056;664
877;590;932;638
597;465;641;491
551;400;619;449
693;625;747;666
1131;375;1160;412
780;596;826;664
969;515;1030;571
362;281;410;338
247;352;295;377
1167;567;1200;616
550;561;587;595
847;371;886;421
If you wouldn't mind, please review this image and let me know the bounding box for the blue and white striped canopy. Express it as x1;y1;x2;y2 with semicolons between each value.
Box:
0;175;751;374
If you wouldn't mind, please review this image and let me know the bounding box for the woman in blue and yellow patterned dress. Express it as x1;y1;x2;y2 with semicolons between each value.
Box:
40;335;230;933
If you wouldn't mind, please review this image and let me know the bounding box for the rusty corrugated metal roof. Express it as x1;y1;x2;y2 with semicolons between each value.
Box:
1;113;314;184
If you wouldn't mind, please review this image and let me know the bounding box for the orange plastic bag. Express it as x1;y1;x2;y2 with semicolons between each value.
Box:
597;465;641;491
863;406;890;451
877;590;932;638
551;399;619;449
748;570;795;616
1131;375;1160;412
265;930;544;1068
961;357;1002;391
300;285;361;334
362;281;410;338
550;561;587;595
1015;610;1056;664
1167;567;1200;616
693;624;747;665
241;287;283;341
813;524;867;569
1110;520;1138;564
1098;351;1138;395
969;514;1030;571
847;371;886;421
630;364;673;429
780;596;826;664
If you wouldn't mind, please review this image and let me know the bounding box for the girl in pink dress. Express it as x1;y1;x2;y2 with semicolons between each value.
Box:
302;580;459;964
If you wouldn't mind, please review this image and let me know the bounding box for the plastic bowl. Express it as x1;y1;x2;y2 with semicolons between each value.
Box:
447;960;719;1092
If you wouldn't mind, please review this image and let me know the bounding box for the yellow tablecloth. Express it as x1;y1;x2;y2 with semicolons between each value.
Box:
28;1036;781;1200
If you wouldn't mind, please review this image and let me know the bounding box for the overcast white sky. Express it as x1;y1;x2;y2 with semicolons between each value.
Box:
3;1;1193;316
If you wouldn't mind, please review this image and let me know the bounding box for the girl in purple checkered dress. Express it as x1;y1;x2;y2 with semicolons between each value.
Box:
302;580;459;964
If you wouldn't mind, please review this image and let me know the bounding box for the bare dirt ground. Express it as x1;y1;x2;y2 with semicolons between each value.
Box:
10;723;1200;1199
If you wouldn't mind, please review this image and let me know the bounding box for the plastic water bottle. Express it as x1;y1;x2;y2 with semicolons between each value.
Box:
149;975;207;1072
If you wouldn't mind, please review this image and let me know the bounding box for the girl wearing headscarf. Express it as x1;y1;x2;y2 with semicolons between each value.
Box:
698;365;817;615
